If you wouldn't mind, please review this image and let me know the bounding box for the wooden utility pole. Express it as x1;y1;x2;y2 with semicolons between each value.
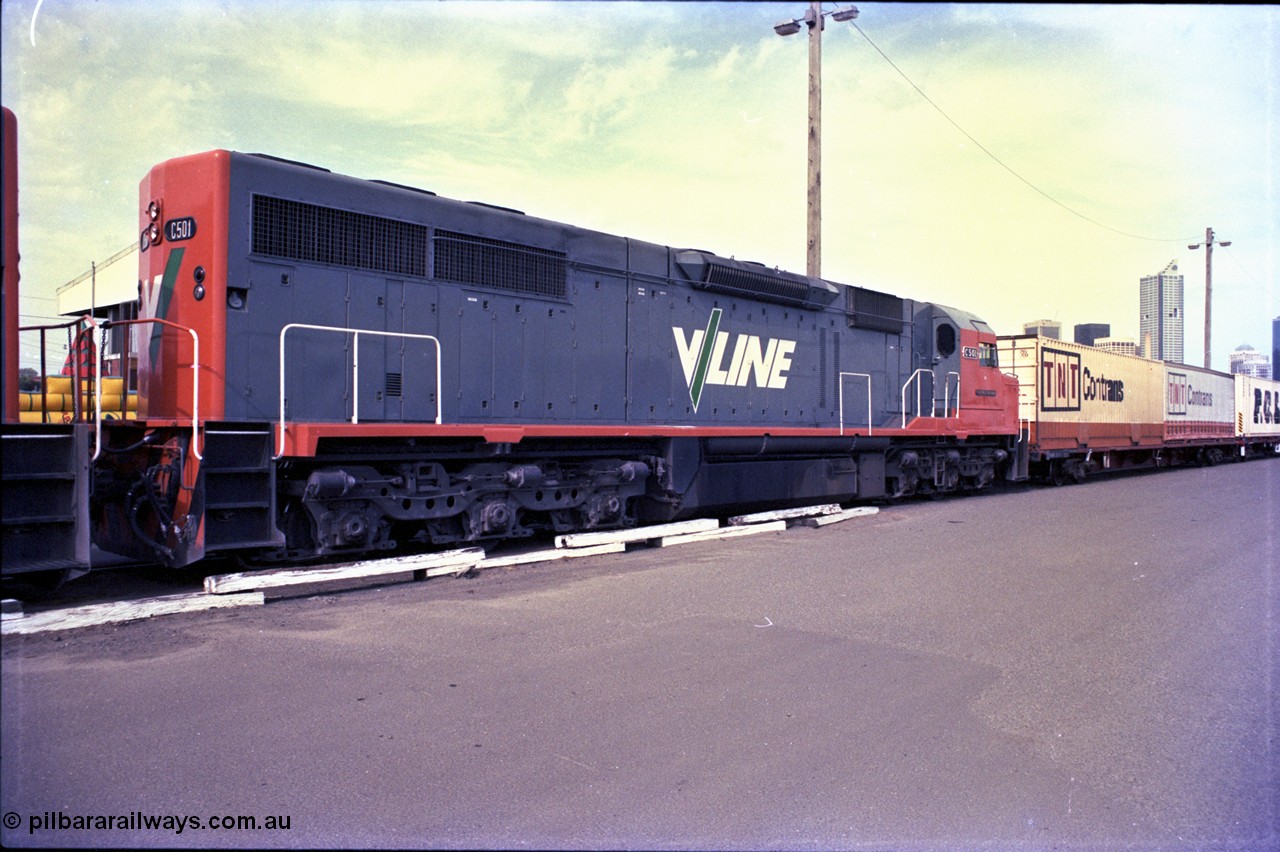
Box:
1189;227;1231;370
775;4;857;280
806;1;822;279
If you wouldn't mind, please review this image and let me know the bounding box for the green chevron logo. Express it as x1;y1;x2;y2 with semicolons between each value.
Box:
685;308;722;412
144;247;185;368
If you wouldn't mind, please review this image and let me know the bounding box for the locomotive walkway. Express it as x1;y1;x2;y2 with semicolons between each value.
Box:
2;460;1276;849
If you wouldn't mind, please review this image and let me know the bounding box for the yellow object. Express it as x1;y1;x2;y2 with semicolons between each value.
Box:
19;391;137;413
41;376;125;394
18;410;133;423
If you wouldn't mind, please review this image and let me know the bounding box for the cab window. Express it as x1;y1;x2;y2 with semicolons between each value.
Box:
979;342;999;368
936;324;956;358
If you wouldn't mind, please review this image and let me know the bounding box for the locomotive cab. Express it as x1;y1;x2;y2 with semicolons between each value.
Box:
908;303;1019;448
913;304;1002;416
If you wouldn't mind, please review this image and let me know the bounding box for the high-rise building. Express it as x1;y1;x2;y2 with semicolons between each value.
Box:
1272;316;1279;380
1139;260;1183;362
1023;320;1061;339
1229;344;1271;379
1074;323;1111;347
1095;337;1138;356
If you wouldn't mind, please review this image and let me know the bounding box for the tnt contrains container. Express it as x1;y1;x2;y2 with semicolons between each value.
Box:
998;335;1164;479
1163;363;1234;444
1235;374;1280;447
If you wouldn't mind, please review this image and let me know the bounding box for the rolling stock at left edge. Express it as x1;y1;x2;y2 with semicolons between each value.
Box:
2;129;1277;584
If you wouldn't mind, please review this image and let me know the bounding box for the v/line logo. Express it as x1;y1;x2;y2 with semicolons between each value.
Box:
673;308;797;412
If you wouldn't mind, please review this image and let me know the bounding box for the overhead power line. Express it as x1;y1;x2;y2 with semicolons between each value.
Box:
852;23;1199;244
1219;245;1270;296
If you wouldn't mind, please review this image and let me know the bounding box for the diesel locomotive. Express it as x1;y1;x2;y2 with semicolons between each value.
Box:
3;124;1277;582
4;144;1020;576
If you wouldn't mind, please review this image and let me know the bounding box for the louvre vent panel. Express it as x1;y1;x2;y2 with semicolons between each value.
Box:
251;195;428;277
432;230;567;298
846;286;905;333
701;263;813;306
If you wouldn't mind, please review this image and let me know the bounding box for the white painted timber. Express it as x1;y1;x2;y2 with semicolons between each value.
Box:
555;518;721;549
800;506;880;527
727;504;842;525
656;520;787;547
203;547;485;594
0;591;265;635
478;542;626;570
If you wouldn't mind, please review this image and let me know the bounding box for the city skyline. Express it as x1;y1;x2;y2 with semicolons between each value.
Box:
2;2;1277;371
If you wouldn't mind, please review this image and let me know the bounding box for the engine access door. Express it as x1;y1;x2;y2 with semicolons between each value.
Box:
346;273;439;423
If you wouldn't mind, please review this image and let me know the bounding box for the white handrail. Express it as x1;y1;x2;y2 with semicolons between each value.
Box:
838;372;872;436
277;323;443;459
942;371;960;418
901;368;932;428
96;318;201;461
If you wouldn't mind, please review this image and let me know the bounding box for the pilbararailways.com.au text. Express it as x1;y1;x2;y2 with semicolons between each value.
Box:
4;810;291;835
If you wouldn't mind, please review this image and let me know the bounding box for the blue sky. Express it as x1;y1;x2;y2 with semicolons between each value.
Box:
3;1;1277;370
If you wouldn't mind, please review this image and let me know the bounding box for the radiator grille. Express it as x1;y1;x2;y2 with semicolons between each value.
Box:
432;230;566;298
846;286;905;333
251;195;428;277
702;263;813;305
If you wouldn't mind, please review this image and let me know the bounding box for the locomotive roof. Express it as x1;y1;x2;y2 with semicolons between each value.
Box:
220;149;927;314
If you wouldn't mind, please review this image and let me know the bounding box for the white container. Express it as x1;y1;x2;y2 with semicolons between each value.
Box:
998;335;1163;451
1235;374;1280;439
1162;363;1235;442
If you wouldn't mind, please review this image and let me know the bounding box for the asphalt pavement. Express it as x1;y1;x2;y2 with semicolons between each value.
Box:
2;459;1277;849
